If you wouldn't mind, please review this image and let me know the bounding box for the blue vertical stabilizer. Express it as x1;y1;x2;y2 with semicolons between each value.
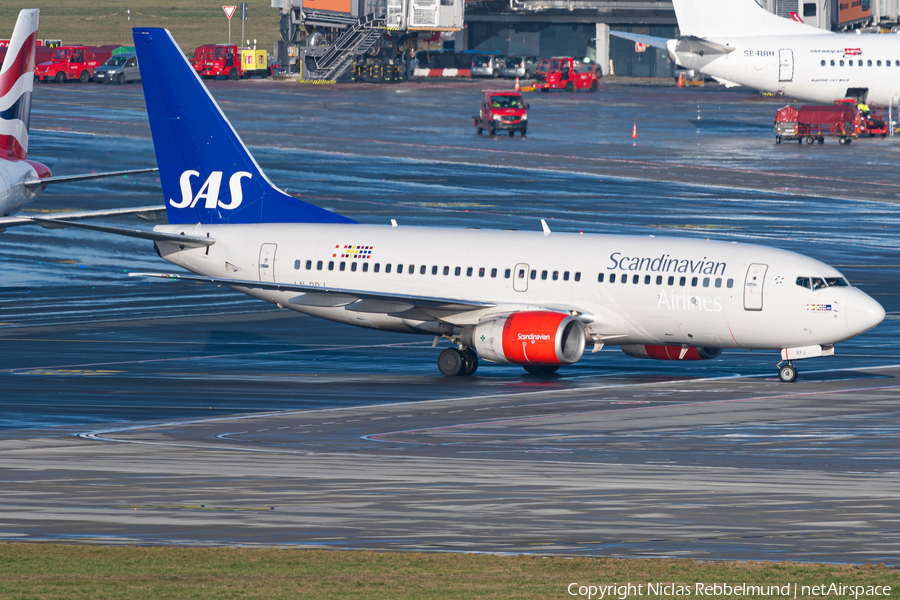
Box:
132;28;356;226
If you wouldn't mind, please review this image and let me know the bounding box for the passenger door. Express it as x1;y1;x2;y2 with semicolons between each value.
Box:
743;263;768;311
778;49;793;82
513;263;529;292
259;243;277;282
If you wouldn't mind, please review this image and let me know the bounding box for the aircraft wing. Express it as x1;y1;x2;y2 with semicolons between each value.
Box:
0;206;166;231
129;272;497;311
608;31;671;50
23;168;159;188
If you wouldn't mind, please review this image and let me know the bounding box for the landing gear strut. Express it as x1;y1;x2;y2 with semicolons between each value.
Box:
438;347;479;377
777;361;798;383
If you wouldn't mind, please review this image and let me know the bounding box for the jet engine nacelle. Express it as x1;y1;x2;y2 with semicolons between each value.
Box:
461;311;586;365
621;345;723;361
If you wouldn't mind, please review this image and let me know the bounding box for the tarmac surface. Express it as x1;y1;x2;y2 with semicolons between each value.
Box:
1;79;899;562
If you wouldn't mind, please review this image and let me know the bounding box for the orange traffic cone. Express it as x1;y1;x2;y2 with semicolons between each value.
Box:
514;77;520;91
677;73;684;87
632;123;638;139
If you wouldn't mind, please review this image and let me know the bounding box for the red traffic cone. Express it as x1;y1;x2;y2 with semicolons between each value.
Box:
514;77;520;91
632;123;638;139
677;73;684;87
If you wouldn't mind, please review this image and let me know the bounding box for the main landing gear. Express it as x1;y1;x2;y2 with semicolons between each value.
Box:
776;361;798;383
438;347;478;377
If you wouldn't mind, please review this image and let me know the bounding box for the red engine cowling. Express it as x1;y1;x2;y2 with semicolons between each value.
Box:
620;345;722;361
461;311;586;365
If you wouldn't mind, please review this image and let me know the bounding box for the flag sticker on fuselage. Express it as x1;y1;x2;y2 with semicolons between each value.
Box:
807;303;832;312
333;244;373;259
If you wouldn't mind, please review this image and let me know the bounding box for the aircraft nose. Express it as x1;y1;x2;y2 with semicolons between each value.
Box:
846;289;885;336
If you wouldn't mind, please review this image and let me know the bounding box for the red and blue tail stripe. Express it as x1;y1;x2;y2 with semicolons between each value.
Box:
0;9;39;160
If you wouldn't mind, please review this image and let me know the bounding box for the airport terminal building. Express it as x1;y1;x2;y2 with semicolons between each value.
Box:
462;0;900;77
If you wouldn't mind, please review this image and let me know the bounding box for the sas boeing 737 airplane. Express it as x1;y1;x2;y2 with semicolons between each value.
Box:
612;0;900;106
44;26;885;383
0;9;159;232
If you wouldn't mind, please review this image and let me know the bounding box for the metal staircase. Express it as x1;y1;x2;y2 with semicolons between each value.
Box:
304;14;386;81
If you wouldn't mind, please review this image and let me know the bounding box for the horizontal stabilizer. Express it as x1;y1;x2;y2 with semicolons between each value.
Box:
608;31;671;51
0;206;165;230
129;272;496;311
24;167;159;188
672;36;735;57
28;218;214;247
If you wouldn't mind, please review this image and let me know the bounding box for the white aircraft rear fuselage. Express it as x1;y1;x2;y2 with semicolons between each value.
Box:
154;223;880;352
676;34;900;106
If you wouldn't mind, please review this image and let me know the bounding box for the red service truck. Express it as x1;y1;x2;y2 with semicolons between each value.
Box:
190;44;270;80
473;90;529;136
533;56;600;93
34;46;114;83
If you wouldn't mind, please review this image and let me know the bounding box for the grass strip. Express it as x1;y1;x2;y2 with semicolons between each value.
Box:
0;543;896;599
0;1;280;54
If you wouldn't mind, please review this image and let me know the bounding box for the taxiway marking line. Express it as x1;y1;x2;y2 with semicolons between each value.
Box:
361;383;900;444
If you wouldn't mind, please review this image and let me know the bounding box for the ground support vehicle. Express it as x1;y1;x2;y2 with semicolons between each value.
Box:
473;90;528;136
34;46;113;83
350;59;405;82
533;56;600;93
471;54;505;78
833;98;889;137
190;44;270;79
93;53;140;84
774;104;857;145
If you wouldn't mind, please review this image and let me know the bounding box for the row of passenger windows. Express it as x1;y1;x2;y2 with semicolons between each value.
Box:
294;259;582;280
292;259;736;288
598;272;734;288
796;276;849;290
820;59;900;67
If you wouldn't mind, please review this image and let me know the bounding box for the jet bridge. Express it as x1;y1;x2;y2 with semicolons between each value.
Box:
273;0;464;81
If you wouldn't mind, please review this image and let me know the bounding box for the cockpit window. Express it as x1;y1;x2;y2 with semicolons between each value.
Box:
825;277;849;287
796;277;811;290
811;278;827;290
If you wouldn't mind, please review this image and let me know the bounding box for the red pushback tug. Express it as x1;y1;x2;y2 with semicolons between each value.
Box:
473;90;528;136
533;56;600;93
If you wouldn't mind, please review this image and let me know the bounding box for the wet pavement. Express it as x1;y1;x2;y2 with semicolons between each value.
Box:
0;79;898;562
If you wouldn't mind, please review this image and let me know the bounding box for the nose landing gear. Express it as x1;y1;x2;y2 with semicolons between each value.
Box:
777;361;798;383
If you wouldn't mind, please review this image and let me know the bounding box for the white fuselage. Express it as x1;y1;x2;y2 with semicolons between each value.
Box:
0;159;41;217
675;33;900;106
152;223;883;353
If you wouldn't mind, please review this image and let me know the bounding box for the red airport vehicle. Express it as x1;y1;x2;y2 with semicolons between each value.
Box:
533;56;600;93
774;104;857;145
34;45;114;83
473;90;528;136
190;44;271;80
834;98;889;137
775;100;888;145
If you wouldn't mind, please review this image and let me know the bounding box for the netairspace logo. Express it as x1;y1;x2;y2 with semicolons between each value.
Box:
567;582;893;599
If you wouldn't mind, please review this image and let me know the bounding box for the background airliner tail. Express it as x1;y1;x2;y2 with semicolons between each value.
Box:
672;0;820;38
0;9;39;160
132;27;356;226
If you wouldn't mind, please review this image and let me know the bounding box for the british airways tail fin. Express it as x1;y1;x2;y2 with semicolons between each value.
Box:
131;27;356;226
0;9;39;160
672;0;820;38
